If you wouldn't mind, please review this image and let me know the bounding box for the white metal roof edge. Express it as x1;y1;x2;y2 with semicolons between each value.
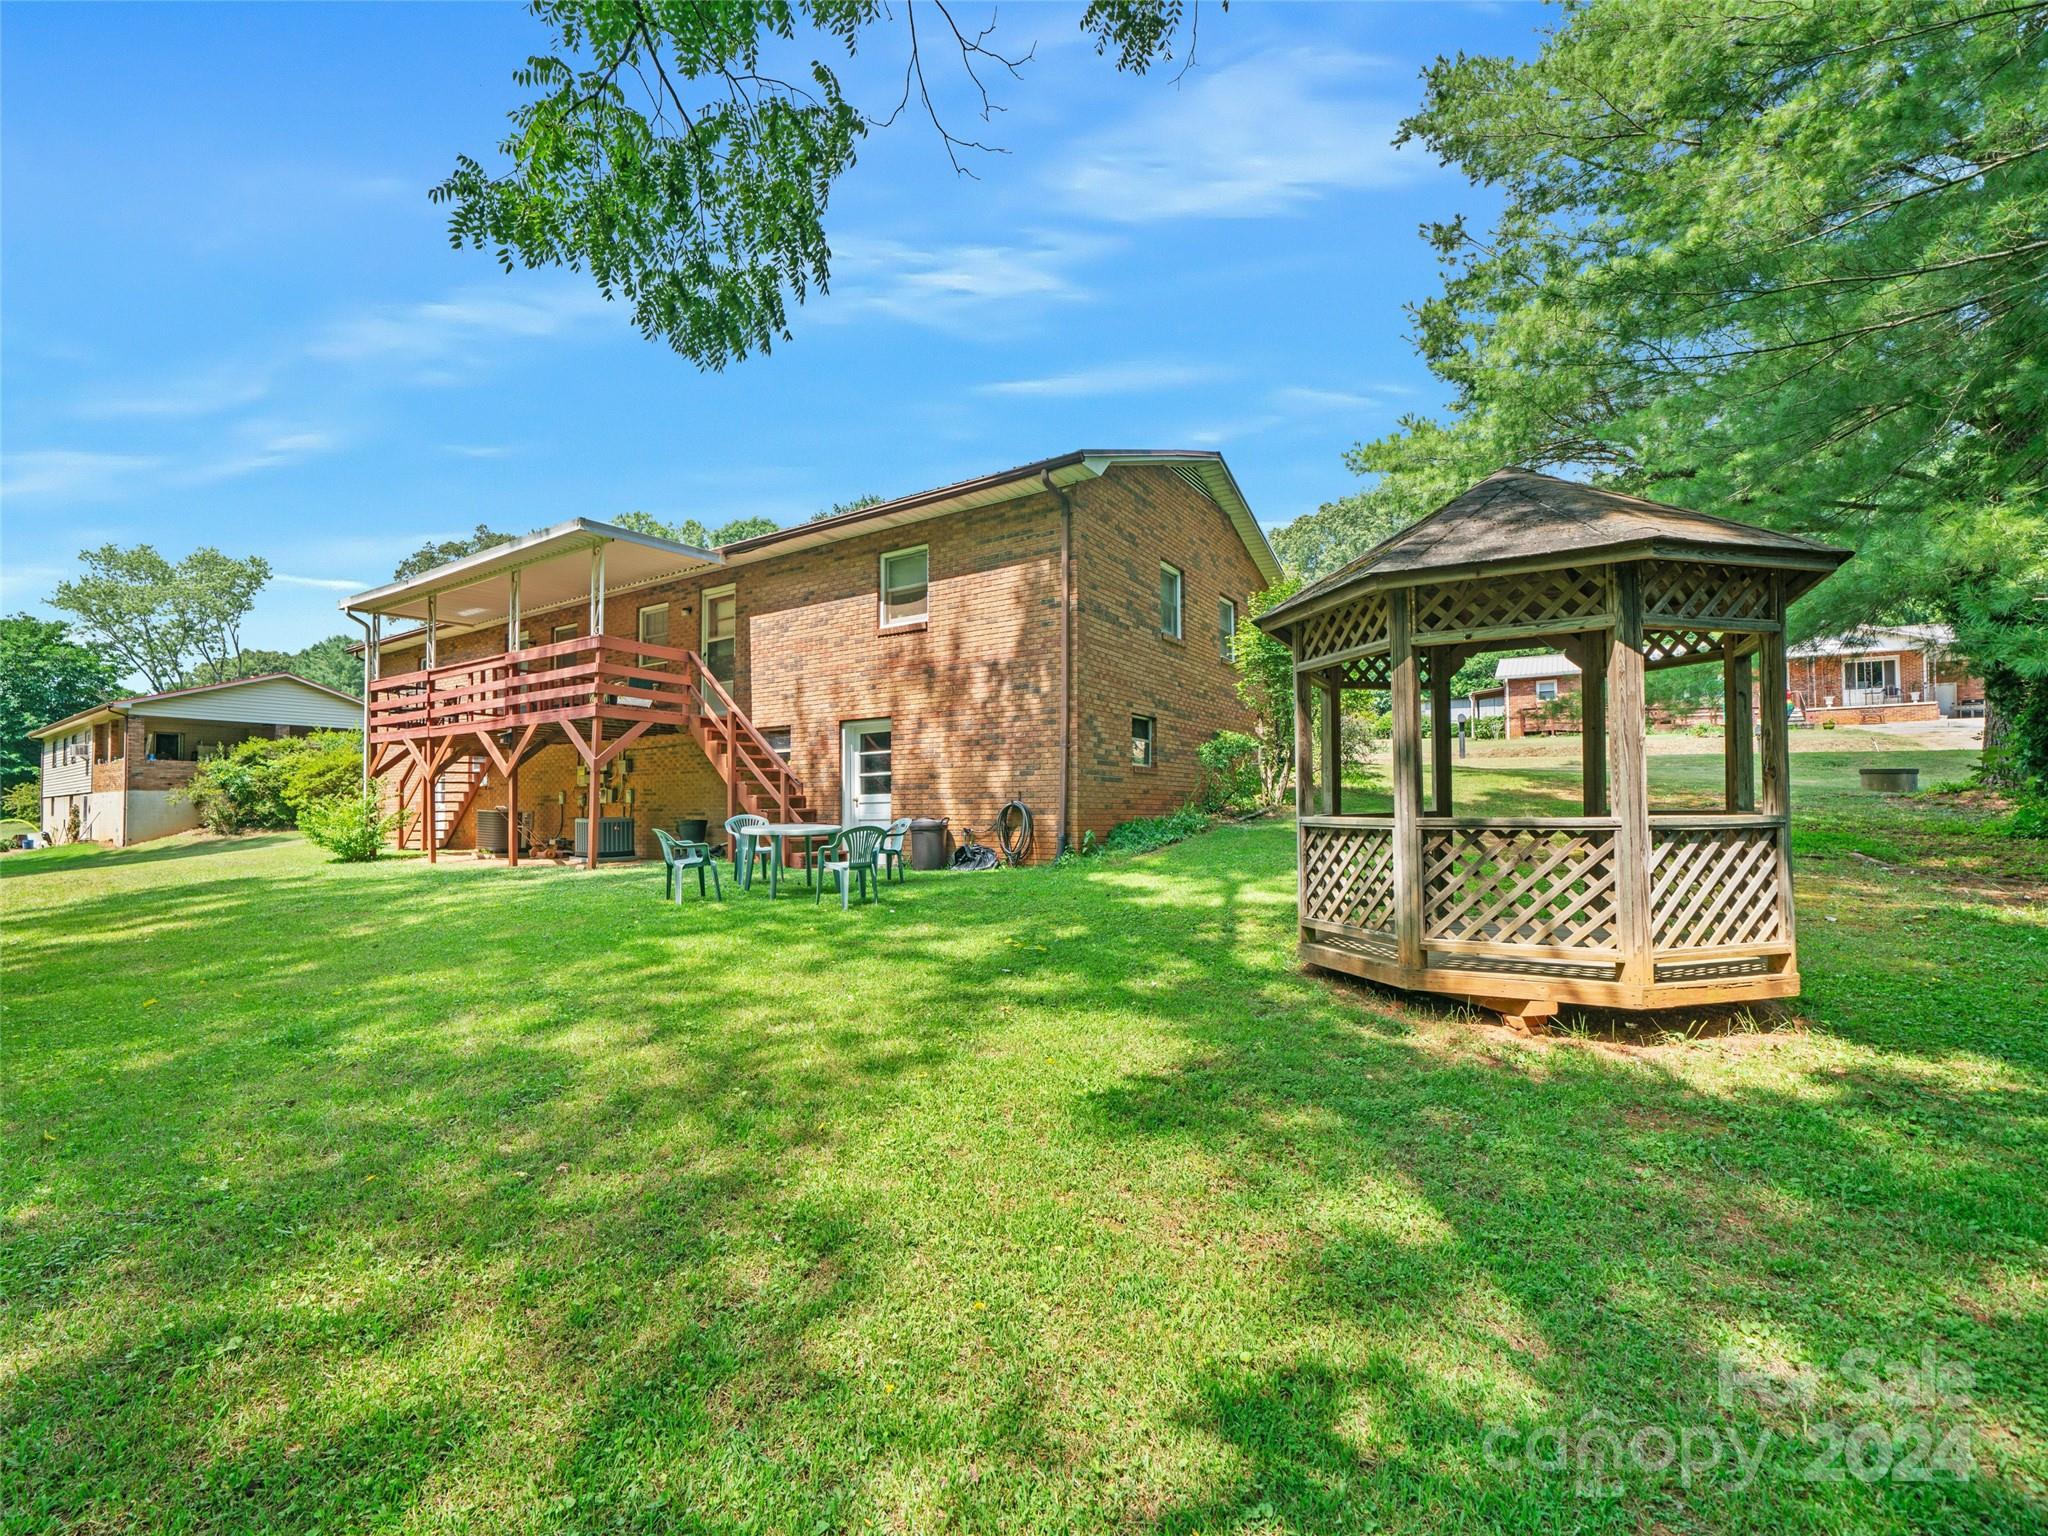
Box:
338;518;723;615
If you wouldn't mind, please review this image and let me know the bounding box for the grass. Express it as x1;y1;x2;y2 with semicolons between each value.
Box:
3;747;2044;1534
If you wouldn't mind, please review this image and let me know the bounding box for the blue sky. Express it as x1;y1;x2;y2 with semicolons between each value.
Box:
1;1;1543;654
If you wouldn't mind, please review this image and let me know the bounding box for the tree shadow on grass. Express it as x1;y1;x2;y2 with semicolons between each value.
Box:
0;831;299;879
4;819;2044;1531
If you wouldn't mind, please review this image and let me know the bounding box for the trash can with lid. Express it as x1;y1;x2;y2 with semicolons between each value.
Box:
909;816;952;871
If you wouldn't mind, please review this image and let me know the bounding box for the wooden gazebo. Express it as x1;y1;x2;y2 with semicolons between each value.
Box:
1255;469;1851;1028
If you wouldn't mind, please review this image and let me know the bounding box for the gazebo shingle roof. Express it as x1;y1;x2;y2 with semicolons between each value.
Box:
1262;468;1850;625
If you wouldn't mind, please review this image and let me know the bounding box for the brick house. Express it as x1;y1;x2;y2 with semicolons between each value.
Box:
1488;654;1583;738
343;451;1281;865
1786;624;1984;724
29;673;362;846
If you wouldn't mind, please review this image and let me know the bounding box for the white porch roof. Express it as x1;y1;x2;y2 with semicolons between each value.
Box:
339;519;722;624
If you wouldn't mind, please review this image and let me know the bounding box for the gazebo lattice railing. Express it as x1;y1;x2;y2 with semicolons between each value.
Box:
1260;470;1850;1028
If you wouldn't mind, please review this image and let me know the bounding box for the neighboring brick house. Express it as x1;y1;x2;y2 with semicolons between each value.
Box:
1489;654;1583;738
1787;624;1984;724
28;673;362;846
345;451;1281;864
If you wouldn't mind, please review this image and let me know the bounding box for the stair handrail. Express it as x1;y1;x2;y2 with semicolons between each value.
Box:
682;651;800;818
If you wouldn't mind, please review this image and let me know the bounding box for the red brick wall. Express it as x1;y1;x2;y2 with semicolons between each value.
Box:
1503;673;1581;738
1070;465;1263;837
378;466;1265;860
1786;648;1982;709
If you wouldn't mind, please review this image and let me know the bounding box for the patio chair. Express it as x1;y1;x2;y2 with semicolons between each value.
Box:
654;828;723;902
814;824;887;910
723;813;771;890
878;816;914;883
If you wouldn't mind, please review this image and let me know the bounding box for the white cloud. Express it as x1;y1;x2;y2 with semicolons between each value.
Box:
442;443;517;459
1055;48;1418;221
179;425;341;485
1272;386;1381;412
274;573;369;592
976;361;1223;398
76;365;273;421
309;284;613;367
0;450;163;501
824;232;1110;329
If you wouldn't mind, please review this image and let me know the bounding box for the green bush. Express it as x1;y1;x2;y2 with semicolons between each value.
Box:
1195;731;1263;812
297;790;402;861
1100;807;1210;856
2;780;38;824
178;731;363;834
2006;799;2048;840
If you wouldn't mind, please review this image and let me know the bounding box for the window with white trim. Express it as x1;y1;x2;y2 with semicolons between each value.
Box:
880;545;929;629
1219;597;1237;661
1159;563;1183;639
1535;680;1558;701
636;602;670;667
701;585;737;685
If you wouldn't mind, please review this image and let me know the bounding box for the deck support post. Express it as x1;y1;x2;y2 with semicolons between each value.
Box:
508;569;522;655
589;545;606;635
1428;653;1453;817
584;718;604;870
423;741;444;864
1609;566;1651;987
1389;589;1423;971
1319;672;1342;815
1724;645;1756;812
425;593;438;669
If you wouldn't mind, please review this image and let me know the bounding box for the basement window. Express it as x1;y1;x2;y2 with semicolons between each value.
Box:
1219;597;1237;661
880;546;929;629
1132;715;1155;768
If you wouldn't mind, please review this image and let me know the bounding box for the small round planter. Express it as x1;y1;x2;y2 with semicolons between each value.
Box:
1859;766;1919;794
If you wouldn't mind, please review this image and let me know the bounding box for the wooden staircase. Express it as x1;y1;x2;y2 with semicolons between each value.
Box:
682;668;811;822
388;752;489;851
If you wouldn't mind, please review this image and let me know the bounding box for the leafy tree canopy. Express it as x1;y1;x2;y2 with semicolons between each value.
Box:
177;635;364;699
393;525;520;581
1311;0;2045;778
436;1;1206;369
51;545;271;694
612;510;779;546
811;493;883;523
0;614;120;787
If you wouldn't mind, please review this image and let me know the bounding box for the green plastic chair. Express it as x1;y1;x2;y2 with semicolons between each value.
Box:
814;824;887;910
878;816;914;883
654;828;722;902
724;813;771;890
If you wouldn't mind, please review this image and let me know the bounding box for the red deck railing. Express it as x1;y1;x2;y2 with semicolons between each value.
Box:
367;633;805;821
368;635;699;740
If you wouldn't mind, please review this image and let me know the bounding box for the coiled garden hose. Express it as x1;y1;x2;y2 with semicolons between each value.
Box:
995;800;1033;865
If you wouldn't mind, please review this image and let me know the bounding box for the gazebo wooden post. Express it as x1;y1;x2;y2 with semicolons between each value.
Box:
1724;645;1756;812
1758;576;1795;944
1388;589;1424;971
1319;673;1343;815
1575;632;1609;816
1428;655;1453;816
1608;566;1652;987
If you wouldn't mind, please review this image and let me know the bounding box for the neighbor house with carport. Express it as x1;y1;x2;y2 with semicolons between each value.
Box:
31;673;363;847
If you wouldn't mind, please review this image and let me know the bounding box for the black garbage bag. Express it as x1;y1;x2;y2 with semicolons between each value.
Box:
949;842;1000;872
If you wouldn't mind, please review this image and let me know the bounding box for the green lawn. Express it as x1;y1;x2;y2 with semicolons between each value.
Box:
4;752;2044;1534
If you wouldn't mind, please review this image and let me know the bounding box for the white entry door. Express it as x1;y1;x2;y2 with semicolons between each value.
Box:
842;719;892;825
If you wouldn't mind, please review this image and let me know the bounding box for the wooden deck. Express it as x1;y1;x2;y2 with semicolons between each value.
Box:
366;634;809;864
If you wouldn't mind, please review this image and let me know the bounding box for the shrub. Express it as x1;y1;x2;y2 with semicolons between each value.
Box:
297;790;404;861
1821;719;1838;731
1195;730;1264;812
1100;806;1210;856
2007;799;2048;840
2;780;38;824
178;731;362;834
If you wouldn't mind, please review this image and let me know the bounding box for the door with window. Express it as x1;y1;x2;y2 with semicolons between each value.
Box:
700;586;737;711
842;719;892;825
1843;657;1898;705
